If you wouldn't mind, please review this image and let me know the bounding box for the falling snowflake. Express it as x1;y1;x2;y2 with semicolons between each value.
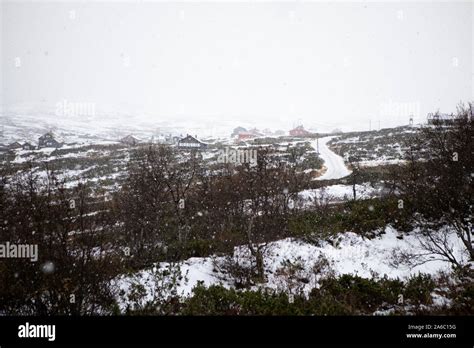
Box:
41;261;55;274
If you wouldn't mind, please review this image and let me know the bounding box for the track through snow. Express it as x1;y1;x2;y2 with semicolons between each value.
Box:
312;136;352;180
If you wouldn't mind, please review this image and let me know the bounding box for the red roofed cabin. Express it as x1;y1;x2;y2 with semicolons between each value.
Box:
237;133;256;141
236;128;263;141
289;125;311;137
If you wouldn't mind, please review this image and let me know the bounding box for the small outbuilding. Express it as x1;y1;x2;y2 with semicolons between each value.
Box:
38;132;62;148
177;135;207;150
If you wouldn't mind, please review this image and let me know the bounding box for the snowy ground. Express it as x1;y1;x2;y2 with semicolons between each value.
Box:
313;136;352;180
298;182;380;204
358;158;405;167
116;226;466;307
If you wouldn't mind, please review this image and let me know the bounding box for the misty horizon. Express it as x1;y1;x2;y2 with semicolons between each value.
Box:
1;1;473;134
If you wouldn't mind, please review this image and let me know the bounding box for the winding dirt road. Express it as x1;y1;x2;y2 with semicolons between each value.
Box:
312;136;352;180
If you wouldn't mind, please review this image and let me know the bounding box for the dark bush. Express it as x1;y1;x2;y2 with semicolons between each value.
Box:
309;274;404;315
403;273;436;306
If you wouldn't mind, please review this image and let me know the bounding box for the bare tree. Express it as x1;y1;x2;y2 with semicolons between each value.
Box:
117;145;202;264
0;164;120;315
393;103;473;268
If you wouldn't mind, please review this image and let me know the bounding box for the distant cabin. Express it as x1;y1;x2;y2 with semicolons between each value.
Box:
120;135;140;146
38;133;62;148
22;142;36;150
427;113;456;126
235;128;263;141
248;128;264;137
237;133;257;141
8;141;22;150
231;127;248;138
8;141;36;150
289;125;311;137
177;135;207;150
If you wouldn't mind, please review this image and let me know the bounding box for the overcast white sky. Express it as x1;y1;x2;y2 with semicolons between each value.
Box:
1;1;473;132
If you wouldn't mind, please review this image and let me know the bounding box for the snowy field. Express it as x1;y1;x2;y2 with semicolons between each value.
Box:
299;183;380;204
6;114;462;313
116;226;466;307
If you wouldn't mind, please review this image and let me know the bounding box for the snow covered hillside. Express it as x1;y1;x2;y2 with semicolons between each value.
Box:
116;226;466;305
327;126;420;167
